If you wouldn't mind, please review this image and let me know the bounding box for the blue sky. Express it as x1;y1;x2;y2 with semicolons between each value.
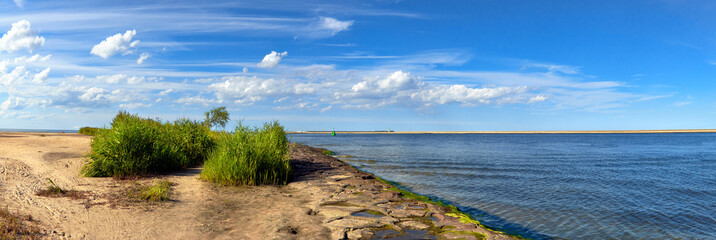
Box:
1;0;715;131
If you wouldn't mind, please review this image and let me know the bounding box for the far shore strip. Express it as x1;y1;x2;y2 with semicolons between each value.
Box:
289;129;716;134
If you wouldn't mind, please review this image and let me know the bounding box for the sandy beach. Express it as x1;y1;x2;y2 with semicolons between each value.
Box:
0;132;514;240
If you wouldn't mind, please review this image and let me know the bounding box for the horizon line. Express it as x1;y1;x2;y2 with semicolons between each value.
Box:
289;129;716;134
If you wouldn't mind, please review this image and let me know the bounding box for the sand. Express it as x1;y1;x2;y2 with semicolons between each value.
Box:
0;132;514;240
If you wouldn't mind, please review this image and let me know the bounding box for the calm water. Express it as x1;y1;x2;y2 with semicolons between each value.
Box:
0;128;77;133
290;133;716;240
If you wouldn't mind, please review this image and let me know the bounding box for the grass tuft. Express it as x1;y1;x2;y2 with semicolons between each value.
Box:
78;127;100;136
0;207;39;239
133;180;174;202
322;150;336;155
200;121;292;185
81;111;214;177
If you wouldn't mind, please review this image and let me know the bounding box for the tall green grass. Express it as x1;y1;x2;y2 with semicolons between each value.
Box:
78;126;100;136
81;111;214;177
200;121;292;185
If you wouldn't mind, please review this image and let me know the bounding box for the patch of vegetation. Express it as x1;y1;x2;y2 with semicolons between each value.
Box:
78;127;100;136
200;121;292;185
127;180;174;202
0;207;40;239
322;150;336;155
38;134;45;137
441;230;486;240
371;175;527;239
81;111;214;177
35;178;87;200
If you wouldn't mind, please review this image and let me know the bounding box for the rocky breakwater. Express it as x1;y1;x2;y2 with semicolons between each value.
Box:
288;144;516;240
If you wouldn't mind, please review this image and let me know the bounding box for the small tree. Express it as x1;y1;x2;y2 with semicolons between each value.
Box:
204;106;230;129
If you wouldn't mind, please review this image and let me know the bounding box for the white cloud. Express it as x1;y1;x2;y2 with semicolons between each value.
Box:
90;30;140;59
119;102;152;109
32;67;50;84
137;52;151;64
96;74;126;84
257;51;287;68
528;95;547;103
208;76;289;104
95;74;148;85
0;20;45;53
410;85;529;107
174;96;215;105
14;54;51;64
335;71;533;109
242;67;248;73
1;66;28;86
158;89;173;95
314;17;354;37
13;0;24;8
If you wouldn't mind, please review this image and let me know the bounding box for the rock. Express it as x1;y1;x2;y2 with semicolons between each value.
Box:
398;220;431;230
326;218;383;230
346;228;373;239
389;209;426;218
440;231;483;240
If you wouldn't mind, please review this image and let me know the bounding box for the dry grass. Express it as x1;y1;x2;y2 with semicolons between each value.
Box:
0;207;40;240
35;178;88;201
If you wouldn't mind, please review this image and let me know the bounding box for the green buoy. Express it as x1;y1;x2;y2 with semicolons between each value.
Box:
331;130;336;136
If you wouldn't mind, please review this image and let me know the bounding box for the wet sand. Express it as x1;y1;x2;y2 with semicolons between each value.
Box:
0;132;514;239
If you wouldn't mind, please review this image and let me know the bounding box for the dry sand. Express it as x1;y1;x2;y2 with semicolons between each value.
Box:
0;132;514;240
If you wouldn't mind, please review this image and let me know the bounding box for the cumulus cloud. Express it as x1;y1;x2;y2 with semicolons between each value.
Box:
1;66;28;86
208;76;290;104
137;52;151;64
528;95;547;103
32;67;50;84
0;20;45;53
90;30;140;59
335;71;533;109
257;51;287;68
410;85;529;106
95;74;149;84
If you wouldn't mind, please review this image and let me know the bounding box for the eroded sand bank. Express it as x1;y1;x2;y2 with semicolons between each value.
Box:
0;132;514;239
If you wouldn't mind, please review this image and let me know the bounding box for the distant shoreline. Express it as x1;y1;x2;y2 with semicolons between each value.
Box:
289;129;716;134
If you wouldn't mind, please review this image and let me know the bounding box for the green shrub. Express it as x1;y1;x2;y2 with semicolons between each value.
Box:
201;121;292;185
78;127;100;136
81;111;214;177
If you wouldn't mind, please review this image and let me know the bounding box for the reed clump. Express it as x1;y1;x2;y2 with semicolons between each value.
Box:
78;126;100;136
200;121;292;185
81;111;214;177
